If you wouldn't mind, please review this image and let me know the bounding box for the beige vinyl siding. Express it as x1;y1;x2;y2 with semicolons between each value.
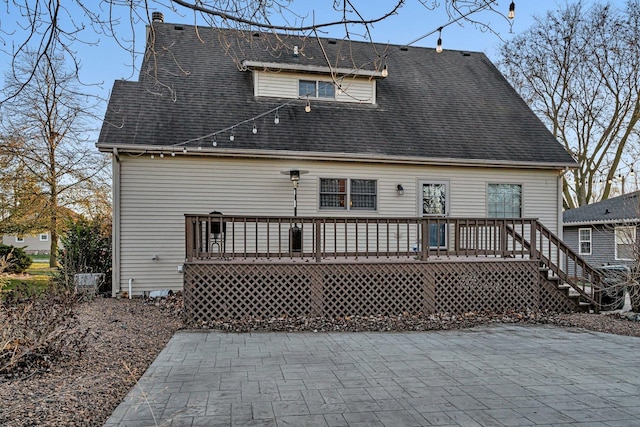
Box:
254;71;376;104
116;155;561;294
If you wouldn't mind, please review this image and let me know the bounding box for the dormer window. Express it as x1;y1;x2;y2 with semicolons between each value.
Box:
299;80;335;99
243;59;381;105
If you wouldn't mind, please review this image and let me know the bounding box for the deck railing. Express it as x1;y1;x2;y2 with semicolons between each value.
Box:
533;221;601;307
185;214;536;262
185;214;603;309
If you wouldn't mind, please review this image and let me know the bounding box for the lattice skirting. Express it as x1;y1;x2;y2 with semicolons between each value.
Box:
184;260;570;322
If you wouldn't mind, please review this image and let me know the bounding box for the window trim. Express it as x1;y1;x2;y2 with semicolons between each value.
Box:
615;225;636;261
39;233;49;242
578;228;592;255
319;178;377;211
487;183;523;218
299;79;336;99
15;236;24;243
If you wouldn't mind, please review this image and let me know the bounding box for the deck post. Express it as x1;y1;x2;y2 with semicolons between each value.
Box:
421;219;429;260
454;219;461;255
500;220;508;257
315;220;322;262
529;220;537;260
185;217;194;261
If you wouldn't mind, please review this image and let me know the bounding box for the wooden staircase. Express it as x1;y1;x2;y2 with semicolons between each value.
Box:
507;221;603;313
538;265;592;312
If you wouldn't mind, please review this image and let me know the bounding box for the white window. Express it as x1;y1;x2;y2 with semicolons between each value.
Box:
319;178;376;210
39;233;49;241
15;236;24;243
615;226;636;261
488;184;522;218
299;79;335;99
578;228;591;255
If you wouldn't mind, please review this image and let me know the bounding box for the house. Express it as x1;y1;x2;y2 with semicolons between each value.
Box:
2;232;51;255
563;191;640;268
98;20;588;315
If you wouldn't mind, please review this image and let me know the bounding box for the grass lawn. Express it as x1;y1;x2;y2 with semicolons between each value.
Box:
3;256;56;291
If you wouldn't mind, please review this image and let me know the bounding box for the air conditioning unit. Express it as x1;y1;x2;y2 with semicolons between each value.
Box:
74;273;105;295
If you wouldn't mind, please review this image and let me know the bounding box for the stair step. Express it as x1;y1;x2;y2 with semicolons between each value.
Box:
578;301;592;312
537;262;594;312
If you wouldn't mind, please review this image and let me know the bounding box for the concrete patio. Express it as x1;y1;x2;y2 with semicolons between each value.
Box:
104;324;640;426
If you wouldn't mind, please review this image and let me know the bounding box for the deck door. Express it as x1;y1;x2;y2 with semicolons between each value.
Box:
420;181;448;249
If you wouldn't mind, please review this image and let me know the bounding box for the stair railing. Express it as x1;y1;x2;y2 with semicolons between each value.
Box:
507;220;602;310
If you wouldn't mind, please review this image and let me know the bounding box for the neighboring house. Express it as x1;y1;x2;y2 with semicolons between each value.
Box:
2;232;51;255
563;191;640;268
97;20;576;297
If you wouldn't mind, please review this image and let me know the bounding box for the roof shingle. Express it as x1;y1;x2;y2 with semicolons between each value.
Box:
98;23;575;167
563;191;640;224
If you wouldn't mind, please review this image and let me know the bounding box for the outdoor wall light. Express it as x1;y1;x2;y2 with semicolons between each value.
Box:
396;184;404;196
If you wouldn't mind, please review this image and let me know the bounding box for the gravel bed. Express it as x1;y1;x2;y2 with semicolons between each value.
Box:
1;295;639;426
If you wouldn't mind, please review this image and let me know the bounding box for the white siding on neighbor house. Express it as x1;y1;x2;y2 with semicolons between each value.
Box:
2;233;51;254
254;71;376;104
115;155;562;294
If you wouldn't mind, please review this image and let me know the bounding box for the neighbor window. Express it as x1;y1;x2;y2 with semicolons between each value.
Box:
320;178;377;210
615;226;636;261
15;236;24;243
488;184;522;218
579;228;592;255
299;79;335;99
39;233;49;241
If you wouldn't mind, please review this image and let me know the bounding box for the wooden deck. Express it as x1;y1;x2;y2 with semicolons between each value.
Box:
183;215;605;320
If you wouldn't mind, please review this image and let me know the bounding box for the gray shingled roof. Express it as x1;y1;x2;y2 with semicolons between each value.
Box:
563;191;640;224
97;23;576;167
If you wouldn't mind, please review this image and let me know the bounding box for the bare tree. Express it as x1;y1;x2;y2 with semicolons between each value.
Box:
498;0;640;208
598;195;640;312
0;0;516;104
0;51;109;267
0;144;49;233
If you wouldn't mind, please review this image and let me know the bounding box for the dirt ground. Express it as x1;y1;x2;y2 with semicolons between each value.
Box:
1;296;639;426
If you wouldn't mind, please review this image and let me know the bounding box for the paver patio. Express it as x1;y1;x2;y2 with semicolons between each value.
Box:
104;324;640;426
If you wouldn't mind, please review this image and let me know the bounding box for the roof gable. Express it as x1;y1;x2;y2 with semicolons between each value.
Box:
98;23;575;168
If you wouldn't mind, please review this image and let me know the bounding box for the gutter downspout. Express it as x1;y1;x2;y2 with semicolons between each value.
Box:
112;148;121;297
558;170;565;269
558;169;565;241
